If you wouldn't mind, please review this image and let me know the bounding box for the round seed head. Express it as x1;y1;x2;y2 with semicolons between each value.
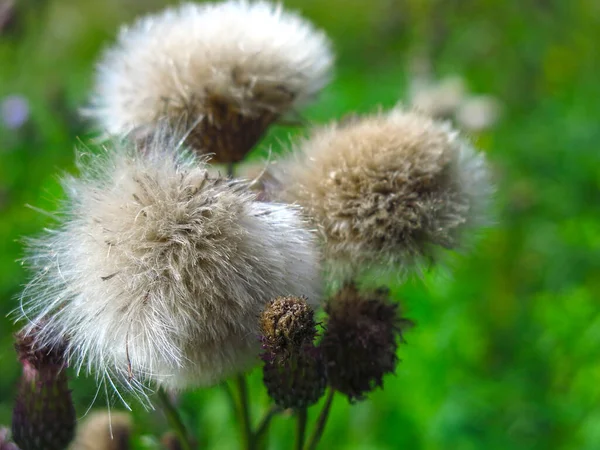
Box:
88;0;333;163
270;107;493;280
260;296;326;409
17;134;322;398
320;284;411;402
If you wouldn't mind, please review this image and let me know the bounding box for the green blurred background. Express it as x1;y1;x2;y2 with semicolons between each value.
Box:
1;0;599;448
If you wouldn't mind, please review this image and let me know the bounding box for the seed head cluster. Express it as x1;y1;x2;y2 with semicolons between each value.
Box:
70;411;132;450
271;107;492;279
89;0;333;163
14;0;495;429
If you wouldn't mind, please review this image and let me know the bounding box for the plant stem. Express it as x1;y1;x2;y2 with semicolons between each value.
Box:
295;408;308;450
306;390;335;450
254;405;281;450
157;388;192;450
236;374;254;450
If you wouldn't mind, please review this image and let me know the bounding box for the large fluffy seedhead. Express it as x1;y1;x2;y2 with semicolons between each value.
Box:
89;0;333;163
17;136;321;397
270;107;493;279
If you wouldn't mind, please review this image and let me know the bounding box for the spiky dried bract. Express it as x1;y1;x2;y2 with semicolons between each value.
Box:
321;284;411;402
260;296;326;409
70;411;131;450
89;0;333;163
18;137;322;394
12;330;75;450
272;107;492;279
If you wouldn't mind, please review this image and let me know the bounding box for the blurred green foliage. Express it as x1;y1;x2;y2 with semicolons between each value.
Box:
1;0;599;449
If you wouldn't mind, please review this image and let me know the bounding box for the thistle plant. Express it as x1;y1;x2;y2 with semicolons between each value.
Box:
10;1;493;449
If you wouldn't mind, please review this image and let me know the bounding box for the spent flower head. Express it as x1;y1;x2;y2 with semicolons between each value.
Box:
88;0;333;163
0;428;19;450
260;296;326;409
70;411;131;450
270;107;493;280
320;284;412;402
16;133;322;398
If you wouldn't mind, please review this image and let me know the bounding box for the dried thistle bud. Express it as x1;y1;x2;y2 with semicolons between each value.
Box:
271;107;493;280
12;330;75;450
260;296;317;350
70;411;132;450
320;284;411;402
17;134;321;397
260;297;326;409
88;0;333;163
0;428;19;450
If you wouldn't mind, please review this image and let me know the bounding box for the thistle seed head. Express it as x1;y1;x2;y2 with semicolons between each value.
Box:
0;428;19;450
88;0;333;163
16;134;322;397
270;107;493;280
260;297;326;409
320;284;412;402
70;411;132;450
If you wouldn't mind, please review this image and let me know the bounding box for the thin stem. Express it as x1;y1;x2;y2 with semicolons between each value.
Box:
254;405;281;450
157;388;192;450
222;381;238;419
227;162;235;178
306;390;335;450
254;405;280;442
295;408;308;450
236;374;254;450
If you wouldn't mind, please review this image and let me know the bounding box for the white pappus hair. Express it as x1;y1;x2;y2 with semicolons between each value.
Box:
88;0;333;137
16;136;322;400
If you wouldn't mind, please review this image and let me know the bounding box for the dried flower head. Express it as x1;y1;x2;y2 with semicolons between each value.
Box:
0;428;19;450
17;135;321;398
455;95;502;132
70;411;132;450
12;330;75;450
88;0;333;163
320;284;411;402
270;107;492;279
260;296;326;409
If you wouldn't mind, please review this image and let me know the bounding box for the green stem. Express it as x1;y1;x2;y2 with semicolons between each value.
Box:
236;374;254;450
157;388;192;450
295;408;308;450
305;390;335;450
254;405;281;450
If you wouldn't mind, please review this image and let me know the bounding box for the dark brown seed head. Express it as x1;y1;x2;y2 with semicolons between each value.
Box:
320;283;412;402
260;296;317;352
260;296;326;409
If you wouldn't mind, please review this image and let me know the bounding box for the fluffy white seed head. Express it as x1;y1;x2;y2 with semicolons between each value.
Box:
88;0;333;162
17;136;321;396
268;107;493;280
